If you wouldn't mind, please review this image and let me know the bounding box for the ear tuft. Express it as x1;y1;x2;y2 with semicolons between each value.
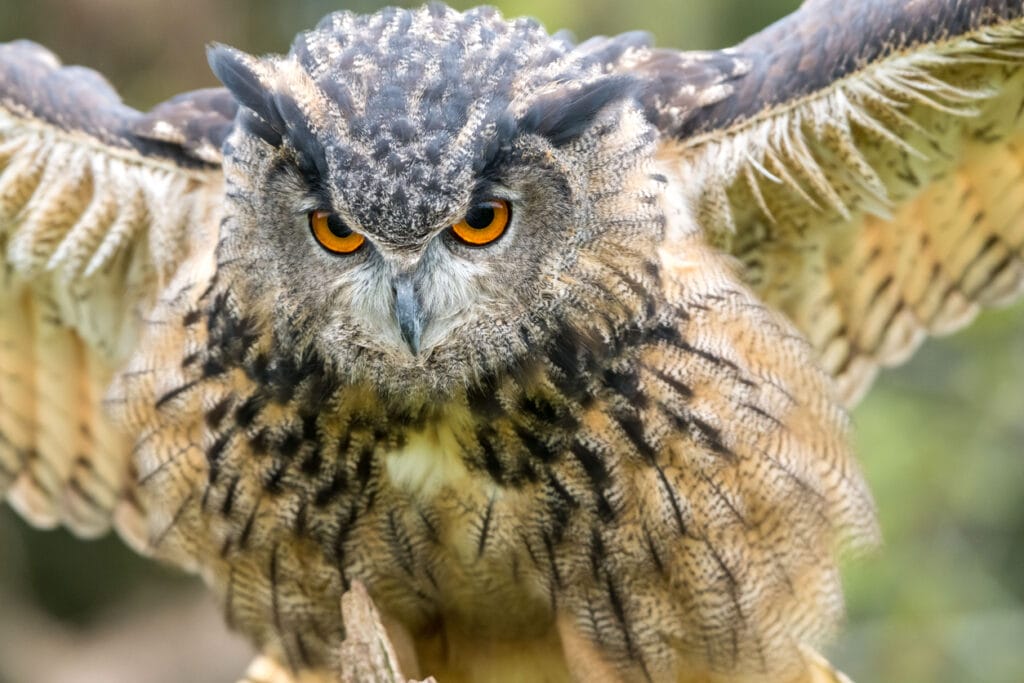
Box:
518;75;640;147
207;43;285;141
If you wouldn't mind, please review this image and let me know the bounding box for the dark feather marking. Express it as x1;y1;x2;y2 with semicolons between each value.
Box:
602;263;655;315
249;427;272;456
294;632;313;668
418;508;440;545
245;352;271;384
520;394;562;423
571;442;616;521
643;524;666;576
387;509;416;576
479;430;505;483
134;441;191;485
66;476;101;510
277;429;303;459
541;531;562;589
741;402;785;429
603;367;641;402
197;276;219;303
959;233;1016;296
356;444;375;491
605;574;648;679
697;469;748;528
154;379;200;409
476;496;495;559
570;442;609;486
691;417;735;459
545;324;594;398
151;492;194;550
520;531;542;572
300;444;323;476
205;396;232;429
314;469;347;507
221;475;241;516
238;502;259;549
588;526;606;580
868;274;895;307
423;565;440;591
649;367;693;398
547;473;578;543
678;340;739;372
331;504;359;591
293;501;309;536
863;300;907;358
182;309;202;326
206;430;233;472
969;251;1017;297
263;459;288;494
466;378;504;417
514;423;558;463
654;464;687;537
615;410;655;462
700;533;743;663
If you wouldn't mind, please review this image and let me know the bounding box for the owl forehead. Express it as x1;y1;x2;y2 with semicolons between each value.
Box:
264;4;644;240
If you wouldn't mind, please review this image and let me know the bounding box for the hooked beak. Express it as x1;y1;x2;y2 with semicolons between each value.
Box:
393;274;423;355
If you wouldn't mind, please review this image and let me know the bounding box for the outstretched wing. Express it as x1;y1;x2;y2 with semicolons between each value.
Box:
646;0;1024;405
0;41;235;549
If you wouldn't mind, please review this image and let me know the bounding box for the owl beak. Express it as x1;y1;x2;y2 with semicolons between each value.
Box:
393;274;423;355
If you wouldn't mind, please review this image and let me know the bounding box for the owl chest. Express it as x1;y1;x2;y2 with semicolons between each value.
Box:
362;416;559;636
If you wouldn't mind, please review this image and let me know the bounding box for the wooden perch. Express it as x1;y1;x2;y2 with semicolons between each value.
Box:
239;581;434;683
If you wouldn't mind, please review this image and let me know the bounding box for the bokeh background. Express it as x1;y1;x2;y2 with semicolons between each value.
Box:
1;1;1022;681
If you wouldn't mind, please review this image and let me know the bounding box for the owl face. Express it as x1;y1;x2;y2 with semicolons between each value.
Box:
209;5;666;402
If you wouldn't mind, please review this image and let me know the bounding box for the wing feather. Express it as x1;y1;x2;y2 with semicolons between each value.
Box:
653;0;1024;404
0;41;232;548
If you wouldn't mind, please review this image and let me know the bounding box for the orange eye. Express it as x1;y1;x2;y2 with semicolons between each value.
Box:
309;210;365;254
450;199;511;246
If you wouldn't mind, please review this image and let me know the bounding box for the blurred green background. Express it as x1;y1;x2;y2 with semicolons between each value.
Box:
1;1;1022;681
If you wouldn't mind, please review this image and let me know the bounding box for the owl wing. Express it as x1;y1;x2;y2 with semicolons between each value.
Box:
0;41;234;549
643;0;1024;405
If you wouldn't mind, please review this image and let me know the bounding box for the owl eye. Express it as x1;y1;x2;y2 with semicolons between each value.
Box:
309;210;365;254
450;199;511;246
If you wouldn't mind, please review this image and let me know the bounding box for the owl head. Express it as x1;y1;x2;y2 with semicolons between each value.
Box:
205;5;675;406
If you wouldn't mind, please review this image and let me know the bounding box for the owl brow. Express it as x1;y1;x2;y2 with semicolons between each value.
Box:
468;178;505;205
267;156;332;211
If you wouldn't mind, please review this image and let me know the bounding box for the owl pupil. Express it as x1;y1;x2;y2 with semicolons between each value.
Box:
465;204;495;230
327;214;352;238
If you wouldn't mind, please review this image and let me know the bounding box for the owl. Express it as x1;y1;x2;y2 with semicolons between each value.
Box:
1;1;1023;682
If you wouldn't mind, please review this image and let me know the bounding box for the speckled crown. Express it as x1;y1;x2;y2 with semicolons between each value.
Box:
209;4;649;239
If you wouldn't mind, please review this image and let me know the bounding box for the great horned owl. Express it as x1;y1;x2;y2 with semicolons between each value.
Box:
1;2;1022;682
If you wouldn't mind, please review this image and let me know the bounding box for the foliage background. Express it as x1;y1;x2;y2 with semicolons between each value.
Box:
1;1;1022;681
